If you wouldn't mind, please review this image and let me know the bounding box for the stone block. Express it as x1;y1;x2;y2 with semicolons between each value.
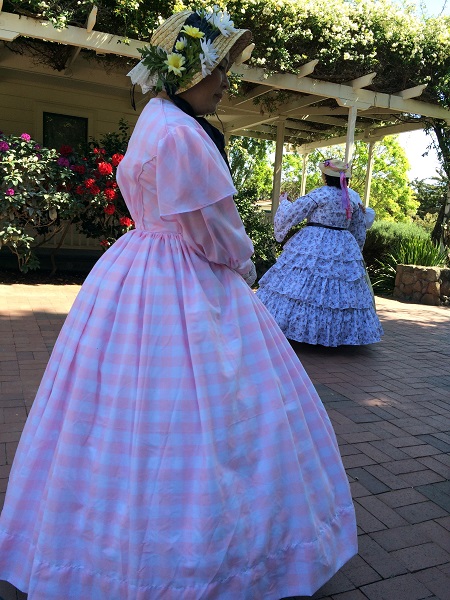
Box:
421;293;440;306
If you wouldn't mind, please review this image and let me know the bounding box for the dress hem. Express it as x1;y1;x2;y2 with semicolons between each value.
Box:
0;504;357;599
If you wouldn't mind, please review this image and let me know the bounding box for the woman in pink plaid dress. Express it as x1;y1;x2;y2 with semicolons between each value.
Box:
0;8;357;599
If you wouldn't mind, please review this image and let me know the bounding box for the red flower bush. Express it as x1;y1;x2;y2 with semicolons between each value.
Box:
119;216;133;227
111;153;124;167
97;161;113;176
57;120;134;248
104;188;117;201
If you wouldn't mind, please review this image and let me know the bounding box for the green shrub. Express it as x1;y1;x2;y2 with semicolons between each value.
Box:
0;132;81;271
370;237;449;295
61;121;134;249
363;220;429;269
234;188;279;280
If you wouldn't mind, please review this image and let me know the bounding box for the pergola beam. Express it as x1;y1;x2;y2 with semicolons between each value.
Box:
296;59;319;78
347;72;377;89
397;84;427;100
225;114;279;133
2;11;448;124
233;64;450;122
0;11;142;57
231;84;272;106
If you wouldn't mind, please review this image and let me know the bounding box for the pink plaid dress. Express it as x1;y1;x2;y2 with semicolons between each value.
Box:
0;98;356;599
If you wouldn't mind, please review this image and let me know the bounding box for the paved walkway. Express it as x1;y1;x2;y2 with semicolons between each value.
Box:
0;284;449;600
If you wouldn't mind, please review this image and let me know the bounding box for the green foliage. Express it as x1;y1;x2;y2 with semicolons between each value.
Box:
5;0;163;41
411;174;447;219
0;123;134;271
422;122;450;246
229;136;279;277
353;137;419;221
228;136;274;197
234;190;278;278
370;237;448;294
64;120;134;248
0;132;81;271
363;220;429;269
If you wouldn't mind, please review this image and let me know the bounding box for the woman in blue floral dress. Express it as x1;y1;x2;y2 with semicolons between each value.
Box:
257;159;383;346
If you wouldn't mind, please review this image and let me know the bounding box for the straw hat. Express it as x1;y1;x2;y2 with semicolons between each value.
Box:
128;8;253;95
319;159;352;178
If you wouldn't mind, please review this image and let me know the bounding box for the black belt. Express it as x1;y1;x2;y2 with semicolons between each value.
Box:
306;222;347;231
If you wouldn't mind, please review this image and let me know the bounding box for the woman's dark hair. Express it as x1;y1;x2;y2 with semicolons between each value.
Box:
324;173;349;189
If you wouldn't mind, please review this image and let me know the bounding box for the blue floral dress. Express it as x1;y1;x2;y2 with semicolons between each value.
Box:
256;186;384;346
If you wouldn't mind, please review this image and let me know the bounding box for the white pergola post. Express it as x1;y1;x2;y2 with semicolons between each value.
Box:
363;141;376;207
345;105;358;164
271;117;286;220
300;154;308;196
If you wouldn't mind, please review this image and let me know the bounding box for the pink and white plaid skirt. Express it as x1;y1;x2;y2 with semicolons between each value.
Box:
0;230;356;599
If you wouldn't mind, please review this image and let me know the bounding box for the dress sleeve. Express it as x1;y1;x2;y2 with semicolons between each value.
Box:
154;125;237;216
348;203;367;250
274;192;319;242
175;196;255;279
364;207;376;229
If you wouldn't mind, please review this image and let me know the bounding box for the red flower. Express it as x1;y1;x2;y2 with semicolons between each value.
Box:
119;216;133;227
106;181;118;189
73;165;86;175
84;178;96;189
111;153;124;167
75;185;85;195
90;185;101;195
104;204;116;215
104;188;117;201
100;239;110;248
97;162;113;176
59;144;73;156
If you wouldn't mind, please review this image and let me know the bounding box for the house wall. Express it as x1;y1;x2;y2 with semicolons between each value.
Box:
0;57;141;143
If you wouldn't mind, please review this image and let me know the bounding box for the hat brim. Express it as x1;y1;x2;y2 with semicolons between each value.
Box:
319;163;352;178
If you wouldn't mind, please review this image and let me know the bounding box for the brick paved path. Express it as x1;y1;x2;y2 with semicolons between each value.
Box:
0;284;449;600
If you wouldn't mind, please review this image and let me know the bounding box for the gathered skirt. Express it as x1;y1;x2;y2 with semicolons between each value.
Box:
0;229;357;599
257;227;383;346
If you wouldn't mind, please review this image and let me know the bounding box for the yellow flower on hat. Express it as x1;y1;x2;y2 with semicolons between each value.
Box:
182;25;205;39
165;52;186;76
175;36;187;51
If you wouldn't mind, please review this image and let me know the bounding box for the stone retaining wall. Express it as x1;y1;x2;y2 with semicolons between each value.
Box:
394;265;450;306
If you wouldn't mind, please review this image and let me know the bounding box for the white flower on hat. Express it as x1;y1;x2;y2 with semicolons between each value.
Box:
199;38;219;77
206;5;236;37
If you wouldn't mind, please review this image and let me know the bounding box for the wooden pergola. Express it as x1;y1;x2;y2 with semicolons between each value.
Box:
2;8;450;217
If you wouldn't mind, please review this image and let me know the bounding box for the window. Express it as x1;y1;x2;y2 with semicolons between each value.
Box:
43;112;88;152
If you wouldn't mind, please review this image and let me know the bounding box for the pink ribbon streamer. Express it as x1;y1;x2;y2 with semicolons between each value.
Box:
340;171;352;220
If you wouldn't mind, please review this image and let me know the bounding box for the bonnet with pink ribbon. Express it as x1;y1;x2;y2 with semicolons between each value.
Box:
319;159;352;219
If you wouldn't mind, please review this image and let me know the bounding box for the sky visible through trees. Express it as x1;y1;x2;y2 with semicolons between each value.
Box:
393;0;449;179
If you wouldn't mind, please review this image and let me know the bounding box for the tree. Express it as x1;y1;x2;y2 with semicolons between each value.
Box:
412;170;449;243
228;136;278;277
228;136;274;198
280;137;418;221
424;122;450;247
